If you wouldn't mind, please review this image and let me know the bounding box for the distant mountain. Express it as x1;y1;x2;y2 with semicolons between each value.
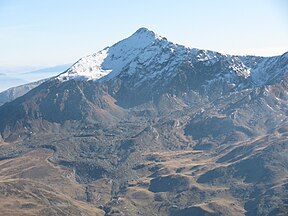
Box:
0;64;71;104
18;64;71;82
20;64;71;81
24;64;71;75
0;79;48;106
0;28;287;216
0;73;28;92
0;66;38;74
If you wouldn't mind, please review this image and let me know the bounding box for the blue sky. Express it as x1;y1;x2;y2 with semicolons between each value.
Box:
0;0;287;69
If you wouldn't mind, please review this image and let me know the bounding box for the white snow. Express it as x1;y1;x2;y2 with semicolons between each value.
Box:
57;27;166;82
55;27;287;90
248;56;287;85
57;48;111;81
229;62;251;79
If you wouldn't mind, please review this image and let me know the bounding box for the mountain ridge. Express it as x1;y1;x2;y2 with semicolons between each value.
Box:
56;28;287;93
1;28;286;106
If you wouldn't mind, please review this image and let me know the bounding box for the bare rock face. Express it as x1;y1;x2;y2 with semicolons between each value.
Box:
0;28;287;216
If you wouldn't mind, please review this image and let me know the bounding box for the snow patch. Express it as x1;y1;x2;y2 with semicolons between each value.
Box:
57;48;111;81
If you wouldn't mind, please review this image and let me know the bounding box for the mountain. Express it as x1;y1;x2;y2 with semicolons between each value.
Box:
0;64;71;106
0;73;28;92
23;64;71;75
0;28;287;216
0;79;47;106
57;27;288;106
20;64;71;82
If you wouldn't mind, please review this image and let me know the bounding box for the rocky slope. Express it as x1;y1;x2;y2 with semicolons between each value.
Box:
0;28;287;216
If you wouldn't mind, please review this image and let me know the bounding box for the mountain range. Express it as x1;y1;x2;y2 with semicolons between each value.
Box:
0;28;287;216
0;64;70;94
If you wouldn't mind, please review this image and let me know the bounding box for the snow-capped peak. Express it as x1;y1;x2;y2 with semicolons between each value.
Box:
57;27;165;82
56;28;287;89
133;27;164;41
